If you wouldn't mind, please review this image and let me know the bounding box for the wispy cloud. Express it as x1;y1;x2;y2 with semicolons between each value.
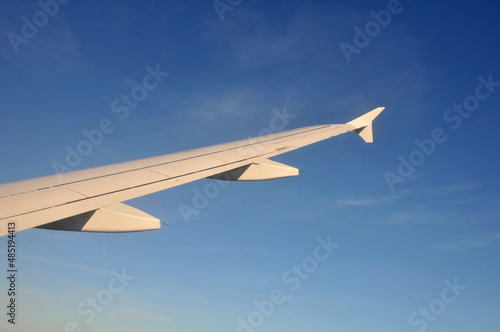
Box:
430;232;500;250
287;293;382;307
366;183;496;225
1;19;91;75
379;212;417;225
12;252;115;275
422;183;483;195
181;245;268;255
109;307;171;323
180;87;264;120
203;9;308;69
376;207;476;226
334;191;407;207
154;86;299;144
447;313;500;325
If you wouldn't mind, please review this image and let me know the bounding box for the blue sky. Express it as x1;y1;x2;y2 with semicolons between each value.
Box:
0;0;499;331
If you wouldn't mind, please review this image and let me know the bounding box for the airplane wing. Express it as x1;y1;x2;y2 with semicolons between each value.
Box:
0;107;384;236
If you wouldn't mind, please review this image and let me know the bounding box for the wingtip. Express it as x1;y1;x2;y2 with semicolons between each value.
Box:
347;107;385;129
347;107;385;143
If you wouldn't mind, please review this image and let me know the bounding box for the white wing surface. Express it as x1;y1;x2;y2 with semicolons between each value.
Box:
0;107;384;236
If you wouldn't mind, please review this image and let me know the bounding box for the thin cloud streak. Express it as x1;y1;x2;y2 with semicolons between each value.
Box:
430;232;500;250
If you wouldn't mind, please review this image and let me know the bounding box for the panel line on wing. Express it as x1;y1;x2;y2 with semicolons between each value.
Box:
0;152;273;220
4;125;333;196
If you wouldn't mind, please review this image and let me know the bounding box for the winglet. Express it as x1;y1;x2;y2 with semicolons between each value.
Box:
347;107;385;143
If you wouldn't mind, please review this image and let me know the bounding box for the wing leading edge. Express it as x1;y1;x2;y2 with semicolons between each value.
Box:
0;107;385;236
